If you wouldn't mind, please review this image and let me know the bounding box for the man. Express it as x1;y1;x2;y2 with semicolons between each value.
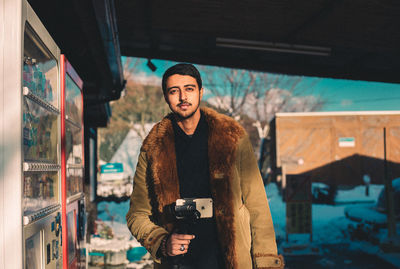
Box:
126;63;283;269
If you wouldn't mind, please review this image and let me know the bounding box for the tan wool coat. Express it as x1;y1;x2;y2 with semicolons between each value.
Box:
126;107;284;269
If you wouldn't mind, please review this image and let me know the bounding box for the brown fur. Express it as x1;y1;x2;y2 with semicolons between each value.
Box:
142;107;245;268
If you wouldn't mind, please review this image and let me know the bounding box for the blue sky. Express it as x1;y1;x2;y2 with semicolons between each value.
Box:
125;57;400;112
314;78;400;111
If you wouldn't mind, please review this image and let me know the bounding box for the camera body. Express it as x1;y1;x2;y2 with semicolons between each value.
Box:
174;198;213;220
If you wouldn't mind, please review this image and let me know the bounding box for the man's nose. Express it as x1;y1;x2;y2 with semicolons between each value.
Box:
179;90;187;101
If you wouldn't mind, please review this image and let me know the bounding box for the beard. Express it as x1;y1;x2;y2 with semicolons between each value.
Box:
175;110;197;120
172;98;201;121
174;104;198;120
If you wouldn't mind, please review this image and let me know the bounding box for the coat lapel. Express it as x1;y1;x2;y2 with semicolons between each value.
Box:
142;114;180;217
204;107;245;268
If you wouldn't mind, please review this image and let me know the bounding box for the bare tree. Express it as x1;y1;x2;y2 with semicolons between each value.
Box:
202;66;323;140
99;57;169;161
200;66;257;117
200;65;324;181
122;57;144;82
247;73;323;141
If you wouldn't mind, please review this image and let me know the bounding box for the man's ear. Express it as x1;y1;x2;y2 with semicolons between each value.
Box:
200;87;204;100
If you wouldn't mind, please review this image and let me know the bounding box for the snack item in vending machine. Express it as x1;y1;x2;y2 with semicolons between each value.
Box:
32;176;38;198
24;176;33;198
38;175;44;198
43;176;48;199
39;73;45;99
48;177;54;198
32;59;40;97
45;79;53;102
23;57;32;87
23;127;31;147
23;57;35;91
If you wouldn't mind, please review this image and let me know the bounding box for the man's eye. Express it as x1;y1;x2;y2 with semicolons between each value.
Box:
186;88;194;91
169;89;177;94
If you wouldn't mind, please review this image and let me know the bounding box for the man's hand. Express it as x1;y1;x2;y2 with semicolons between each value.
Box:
166;233;195;256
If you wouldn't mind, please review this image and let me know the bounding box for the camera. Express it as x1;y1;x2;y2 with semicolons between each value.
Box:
167;198;213;268
174;198;213;220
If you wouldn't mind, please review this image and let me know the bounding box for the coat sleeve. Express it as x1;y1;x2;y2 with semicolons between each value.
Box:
239;135;284;268
126;151;169;263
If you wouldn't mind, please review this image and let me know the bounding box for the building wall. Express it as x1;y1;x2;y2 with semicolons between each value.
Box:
275;113;400;186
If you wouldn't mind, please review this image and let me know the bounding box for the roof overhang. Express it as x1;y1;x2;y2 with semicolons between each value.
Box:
116;0;400;84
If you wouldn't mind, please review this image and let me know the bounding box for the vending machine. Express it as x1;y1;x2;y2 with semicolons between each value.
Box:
21;2;62;269
61;55;87;269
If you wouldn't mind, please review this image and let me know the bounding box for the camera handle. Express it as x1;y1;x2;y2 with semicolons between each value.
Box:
169;215;199;269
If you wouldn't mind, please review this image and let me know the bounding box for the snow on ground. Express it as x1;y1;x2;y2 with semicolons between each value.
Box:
349;237;400;267
267;183;351;244
266;182;400;267
97;180;133;198
345;204;387;225
265;183;286;240
266;183;385;244
335;184;384;204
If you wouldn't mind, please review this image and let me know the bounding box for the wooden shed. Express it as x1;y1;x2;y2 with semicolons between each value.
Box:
269;111;400;187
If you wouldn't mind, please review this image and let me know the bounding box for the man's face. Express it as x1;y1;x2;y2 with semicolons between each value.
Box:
164;74;203;120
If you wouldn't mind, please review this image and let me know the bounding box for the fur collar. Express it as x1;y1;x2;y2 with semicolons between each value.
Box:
142;107;245;268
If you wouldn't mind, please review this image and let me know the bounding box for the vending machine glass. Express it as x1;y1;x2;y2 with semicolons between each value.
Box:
23;26;58;107
67;210;77;264
22;15;61;269
61;55;86;269
66;128;83;197
23;172;58;215
23;98;58;163
22;25;60;217
65;73;84;197
66;74;82;126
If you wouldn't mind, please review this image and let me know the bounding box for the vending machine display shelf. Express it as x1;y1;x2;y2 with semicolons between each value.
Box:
66;116;81;130
23;204;61;225
23;161;60;172
66;193;85;204
67;163;84;169
23;86;60;114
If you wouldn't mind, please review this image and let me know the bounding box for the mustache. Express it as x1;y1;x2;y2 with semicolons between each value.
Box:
178;102;191;106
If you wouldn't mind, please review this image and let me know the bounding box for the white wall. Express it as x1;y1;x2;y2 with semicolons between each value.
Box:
1;0;23;268
0;0;4;266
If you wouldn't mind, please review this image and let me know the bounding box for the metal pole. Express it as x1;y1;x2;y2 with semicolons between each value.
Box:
383;127;397;237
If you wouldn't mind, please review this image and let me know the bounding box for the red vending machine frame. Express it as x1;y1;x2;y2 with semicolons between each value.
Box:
60;54;86;269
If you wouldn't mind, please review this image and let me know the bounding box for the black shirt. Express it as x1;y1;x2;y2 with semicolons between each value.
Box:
172;112;224;269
